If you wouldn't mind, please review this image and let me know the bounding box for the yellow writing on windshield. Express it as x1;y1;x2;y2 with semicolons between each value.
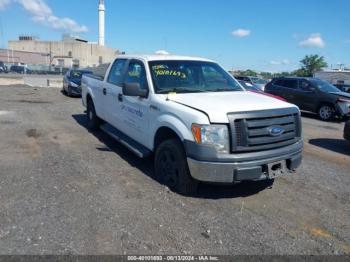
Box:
154;70;186;79
152;65;166;70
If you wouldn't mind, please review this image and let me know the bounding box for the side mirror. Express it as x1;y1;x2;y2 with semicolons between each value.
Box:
308;87;316;92
123;82;148;98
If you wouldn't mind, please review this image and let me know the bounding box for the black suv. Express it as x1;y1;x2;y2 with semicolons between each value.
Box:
265;77;350;121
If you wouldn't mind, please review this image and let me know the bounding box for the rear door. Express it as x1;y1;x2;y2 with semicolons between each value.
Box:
278;79;299;104
103;59;128;127
269;79;289;99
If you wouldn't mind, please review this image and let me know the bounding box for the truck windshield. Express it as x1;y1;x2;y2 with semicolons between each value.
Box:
149;60;243;94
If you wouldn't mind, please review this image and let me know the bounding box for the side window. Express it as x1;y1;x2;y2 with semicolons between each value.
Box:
274;79;285;86
282;79;298;89
300;80;313;91
107;59;127;85
125;61;148;90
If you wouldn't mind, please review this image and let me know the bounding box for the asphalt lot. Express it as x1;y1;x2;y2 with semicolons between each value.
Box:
0;84;349;255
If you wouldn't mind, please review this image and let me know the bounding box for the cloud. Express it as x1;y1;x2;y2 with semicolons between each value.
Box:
270;59;290;65
345;39;350;44
0;0;88;33
231;29;251;38
0;0;11;10
299;33;325;48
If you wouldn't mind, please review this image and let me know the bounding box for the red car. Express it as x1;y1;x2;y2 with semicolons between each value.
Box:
238;80;287;102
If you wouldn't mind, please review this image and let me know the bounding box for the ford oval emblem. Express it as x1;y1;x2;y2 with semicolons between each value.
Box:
267;126;285;137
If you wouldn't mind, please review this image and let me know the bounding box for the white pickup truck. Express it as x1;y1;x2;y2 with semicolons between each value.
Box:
82;54;303;194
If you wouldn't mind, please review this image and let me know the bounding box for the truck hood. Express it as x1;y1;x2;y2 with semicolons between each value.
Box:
167;91;296;123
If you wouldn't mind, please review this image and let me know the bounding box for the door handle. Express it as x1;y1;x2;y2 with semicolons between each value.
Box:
103;88;107;95
118;93;123;102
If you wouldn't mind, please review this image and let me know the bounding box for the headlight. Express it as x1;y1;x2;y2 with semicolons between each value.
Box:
191;124;229;153
70;82;79;87
338;98;350;103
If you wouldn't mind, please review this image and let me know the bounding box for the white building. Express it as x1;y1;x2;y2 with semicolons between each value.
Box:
314;70;350;85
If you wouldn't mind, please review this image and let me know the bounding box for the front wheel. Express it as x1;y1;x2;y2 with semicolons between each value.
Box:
86;100;101;131
318;104;335;121
155;139;198;195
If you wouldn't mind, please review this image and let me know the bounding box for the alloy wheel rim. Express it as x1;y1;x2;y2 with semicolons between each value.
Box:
160;150;178;187
320;106;332;119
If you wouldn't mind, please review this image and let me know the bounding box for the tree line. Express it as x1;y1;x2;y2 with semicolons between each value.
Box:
233;54;328;79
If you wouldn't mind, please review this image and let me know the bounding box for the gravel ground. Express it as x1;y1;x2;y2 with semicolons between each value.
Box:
0;84;349;255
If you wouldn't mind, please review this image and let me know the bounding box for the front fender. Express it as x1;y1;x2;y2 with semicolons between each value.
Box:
150;113;194;150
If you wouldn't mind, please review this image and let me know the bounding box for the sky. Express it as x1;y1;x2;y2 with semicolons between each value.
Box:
0;0;349;72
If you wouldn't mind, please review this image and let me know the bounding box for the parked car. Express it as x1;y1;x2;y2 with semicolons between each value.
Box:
238;80;287;102
63;69;93;97
235;76;268;90
335;84;350;94
344;121;350;141
82;54;303;194
10;65;31;74
265;77;350;121
0;61;7;73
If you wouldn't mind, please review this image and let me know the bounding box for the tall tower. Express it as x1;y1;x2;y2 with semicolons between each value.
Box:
98;0;105;46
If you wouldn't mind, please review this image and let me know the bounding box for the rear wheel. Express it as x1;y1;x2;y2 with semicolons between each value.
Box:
86;99;101;131
155;139;198;195
318;104;334;121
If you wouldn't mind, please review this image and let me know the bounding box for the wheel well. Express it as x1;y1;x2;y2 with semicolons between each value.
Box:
86;94;92;105
318;102;336;111
154;127;182;150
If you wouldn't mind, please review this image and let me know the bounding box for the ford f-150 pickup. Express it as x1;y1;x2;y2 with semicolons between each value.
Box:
82;54;303;194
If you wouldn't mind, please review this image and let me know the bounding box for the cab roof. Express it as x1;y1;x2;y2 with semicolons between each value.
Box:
115;54;215;63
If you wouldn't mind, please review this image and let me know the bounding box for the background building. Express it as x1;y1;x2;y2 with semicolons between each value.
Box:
7;35;118;69
0;1;116;72
315;70;350;85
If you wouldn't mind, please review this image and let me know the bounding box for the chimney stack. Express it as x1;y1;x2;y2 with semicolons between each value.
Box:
98;0;105;46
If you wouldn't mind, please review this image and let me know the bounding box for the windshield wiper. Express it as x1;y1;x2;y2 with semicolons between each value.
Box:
158;88;205;94
208;88;240;92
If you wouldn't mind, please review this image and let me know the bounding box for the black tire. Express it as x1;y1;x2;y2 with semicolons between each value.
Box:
155;139;198;195
66;86;72;97
318;104;335;121
86;99;101;131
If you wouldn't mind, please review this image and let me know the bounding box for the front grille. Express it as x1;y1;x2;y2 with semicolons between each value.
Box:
228;108;301;152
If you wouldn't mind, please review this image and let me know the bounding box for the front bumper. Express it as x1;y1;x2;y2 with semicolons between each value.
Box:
69;85;82;95
336;102;350;116
185;140;303;184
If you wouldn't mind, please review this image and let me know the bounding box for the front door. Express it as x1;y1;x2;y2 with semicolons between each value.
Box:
295;80;317;111
119;60;150;145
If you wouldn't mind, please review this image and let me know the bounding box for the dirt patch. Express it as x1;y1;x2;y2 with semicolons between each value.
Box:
49;132;76;145
0;120;16;125
26;129;41;139
317;125;340;131
0;79;24;86
22;137;41;159
9;99;52;104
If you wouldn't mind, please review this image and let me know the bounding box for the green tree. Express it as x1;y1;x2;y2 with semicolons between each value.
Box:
299;55;328;77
